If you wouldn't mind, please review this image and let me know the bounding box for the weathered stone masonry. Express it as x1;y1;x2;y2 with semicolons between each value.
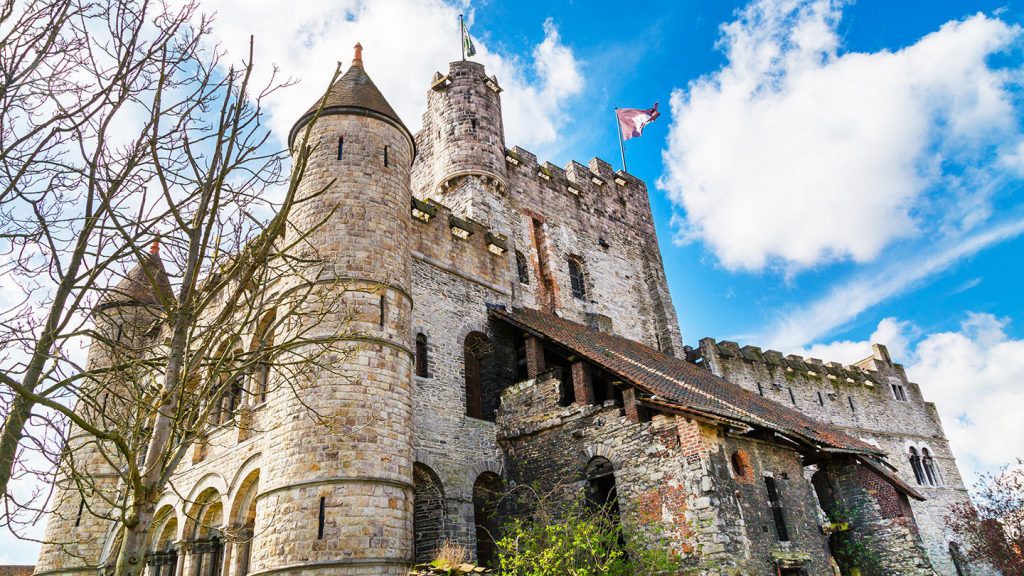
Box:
34;47;987;576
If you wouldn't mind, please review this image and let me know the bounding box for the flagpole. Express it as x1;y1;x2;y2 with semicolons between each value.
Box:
614;109;627;173
460;14;466;61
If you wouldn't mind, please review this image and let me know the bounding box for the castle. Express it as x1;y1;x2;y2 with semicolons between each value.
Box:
33;46;985;576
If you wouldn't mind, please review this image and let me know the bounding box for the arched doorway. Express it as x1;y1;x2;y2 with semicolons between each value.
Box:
472;472;503;567
413;463;447;562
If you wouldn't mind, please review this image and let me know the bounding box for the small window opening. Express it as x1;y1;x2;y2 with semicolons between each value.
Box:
909;447;926;485
788;388;797;405
730;452;748;478
756;382;764;396
568;258;587;300
254;363;270;404
383;145;389;167
471;118;477;131
515;251;530;284
922;448;940;486
891;382;908;402
817;391;824;406
847;396;855;412
415;333;429;378
764;476;790;542
337;136;344;160
379;294;386;327
75;498;85;527
317;496;326;539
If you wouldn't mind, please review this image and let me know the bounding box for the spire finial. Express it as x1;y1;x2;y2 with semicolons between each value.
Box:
353;42;363;66
150;238;159;255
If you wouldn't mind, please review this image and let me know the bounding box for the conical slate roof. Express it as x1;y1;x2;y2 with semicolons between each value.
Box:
288;44;413;151
98;246;172;310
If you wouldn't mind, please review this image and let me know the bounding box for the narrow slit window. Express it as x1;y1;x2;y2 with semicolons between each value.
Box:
788;388;796;405
379;294;386;327
848;396;855;412
764;476;790;542
568;258;587;300
384;145;389;167
756;382;764;396
909;447;926;485
317;496;326;539
337;136;344;160
75;498;85;527
817;391;824;406
415;333;429;378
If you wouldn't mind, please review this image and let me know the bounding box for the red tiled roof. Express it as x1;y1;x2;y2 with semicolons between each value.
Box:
492;307;883;457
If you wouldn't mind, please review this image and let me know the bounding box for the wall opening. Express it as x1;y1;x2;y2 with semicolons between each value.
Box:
472;472;503;568
415;333;429;378
413;463;447;563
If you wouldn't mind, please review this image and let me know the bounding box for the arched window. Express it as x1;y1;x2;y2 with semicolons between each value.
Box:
231;471;259;576
568;258;587;300
922;448;940;486
515;251;530;284
251;310;277;405
415;333;429;378
585;457;619;516
909;447;926;485
414;463;446;563
949;542;967;576
464;332;495;421
189;491;224;576
472;472;503;568
146;508;178;576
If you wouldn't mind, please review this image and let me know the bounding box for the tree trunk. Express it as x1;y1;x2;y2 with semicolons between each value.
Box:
0;395;34;498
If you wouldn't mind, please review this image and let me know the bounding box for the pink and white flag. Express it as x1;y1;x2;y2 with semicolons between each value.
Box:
616;103;660;140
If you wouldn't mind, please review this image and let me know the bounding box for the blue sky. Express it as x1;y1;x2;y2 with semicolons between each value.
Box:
4;0;1024;564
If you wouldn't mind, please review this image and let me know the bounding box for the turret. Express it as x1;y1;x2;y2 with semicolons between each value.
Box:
413;60;510;233
254;44;416;575
35;242;171;576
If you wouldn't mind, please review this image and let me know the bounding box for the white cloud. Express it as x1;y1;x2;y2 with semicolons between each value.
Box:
195;0;583;154
795;316;914;363
659;0;1023;271
791;313;1024;484
763;216;1024;351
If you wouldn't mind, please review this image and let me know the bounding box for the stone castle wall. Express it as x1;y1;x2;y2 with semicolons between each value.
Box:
697;339;978;574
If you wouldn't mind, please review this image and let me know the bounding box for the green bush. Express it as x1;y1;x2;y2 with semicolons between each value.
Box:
494;496;682;576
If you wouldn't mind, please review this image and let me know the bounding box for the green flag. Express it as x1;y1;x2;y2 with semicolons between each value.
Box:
462;17;476;58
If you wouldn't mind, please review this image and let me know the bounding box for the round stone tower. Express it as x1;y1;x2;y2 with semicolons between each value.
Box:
34;244;171;576
414;60;510;232
254;44;416;575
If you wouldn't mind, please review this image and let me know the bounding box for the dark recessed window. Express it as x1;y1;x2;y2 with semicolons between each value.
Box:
415;333;429;378
568;258;586;300
515;251;530;284
764;476;790;542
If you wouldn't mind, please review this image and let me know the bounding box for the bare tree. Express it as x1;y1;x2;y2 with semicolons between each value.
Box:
946;459;1024;574
1;1;359;575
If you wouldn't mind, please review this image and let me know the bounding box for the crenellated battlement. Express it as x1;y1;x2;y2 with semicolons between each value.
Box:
698;338;882;387
503;145;647;202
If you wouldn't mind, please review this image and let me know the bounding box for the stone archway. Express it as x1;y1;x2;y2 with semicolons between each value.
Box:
413;463;447;563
